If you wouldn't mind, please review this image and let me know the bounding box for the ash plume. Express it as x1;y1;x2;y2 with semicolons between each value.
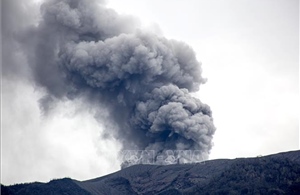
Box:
5;0;216;167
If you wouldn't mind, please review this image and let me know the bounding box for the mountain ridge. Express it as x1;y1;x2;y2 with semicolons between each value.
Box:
2;150;300;195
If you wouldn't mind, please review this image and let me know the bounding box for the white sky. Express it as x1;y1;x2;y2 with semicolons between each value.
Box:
1;0;299;185
106;0;299;158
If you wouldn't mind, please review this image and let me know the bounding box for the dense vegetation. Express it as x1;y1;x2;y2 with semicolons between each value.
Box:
1;178;91;195
183;157;300;195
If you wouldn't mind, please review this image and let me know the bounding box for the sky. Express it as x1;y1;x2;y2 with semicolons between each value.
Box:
106;0;299;158
1;0;299;185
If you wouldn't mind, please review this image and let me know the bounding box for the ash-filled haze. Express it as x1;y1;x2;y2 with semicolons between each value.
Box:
1;0;299;185
2;0;215;183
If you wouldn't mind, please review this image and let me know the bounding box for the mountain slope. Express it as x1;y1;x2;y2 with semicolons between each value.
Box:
2;150;300;195
1;178;91;195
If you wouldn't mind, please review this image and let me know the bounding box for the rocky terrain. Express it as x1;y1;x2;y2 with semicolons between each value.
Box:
2;150;300;195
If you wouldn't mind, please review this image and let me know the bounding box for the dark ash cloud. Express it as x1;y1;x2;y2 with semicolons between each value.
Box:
3;0;216;167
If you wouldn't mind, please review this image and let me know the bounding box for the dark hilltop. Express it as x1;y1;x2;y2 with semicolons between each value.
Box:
2;150;300;195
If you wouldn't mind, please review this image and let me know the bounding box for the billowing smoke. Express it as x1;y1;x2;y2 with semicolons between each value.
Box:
10;0;216;167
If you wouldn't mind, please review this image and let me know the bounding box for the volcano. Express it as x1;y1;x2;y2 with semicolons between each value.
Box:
2;150;300;195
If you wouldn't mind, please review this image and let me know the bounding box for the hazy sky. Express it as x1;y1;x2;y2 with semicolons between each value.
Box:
1;0;299;185
107;0;299;158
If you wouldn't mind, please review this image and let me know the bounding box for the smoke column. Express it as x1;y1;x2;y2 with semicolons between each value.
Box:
10;0;216;167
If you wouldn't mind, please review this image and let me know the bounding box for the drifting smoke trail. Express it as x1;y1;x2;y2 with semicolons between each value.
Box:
10;0;216;167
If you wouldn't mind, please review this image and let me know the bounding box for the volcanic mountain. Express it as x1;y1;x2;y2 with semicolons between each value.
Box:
2;150;300;195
